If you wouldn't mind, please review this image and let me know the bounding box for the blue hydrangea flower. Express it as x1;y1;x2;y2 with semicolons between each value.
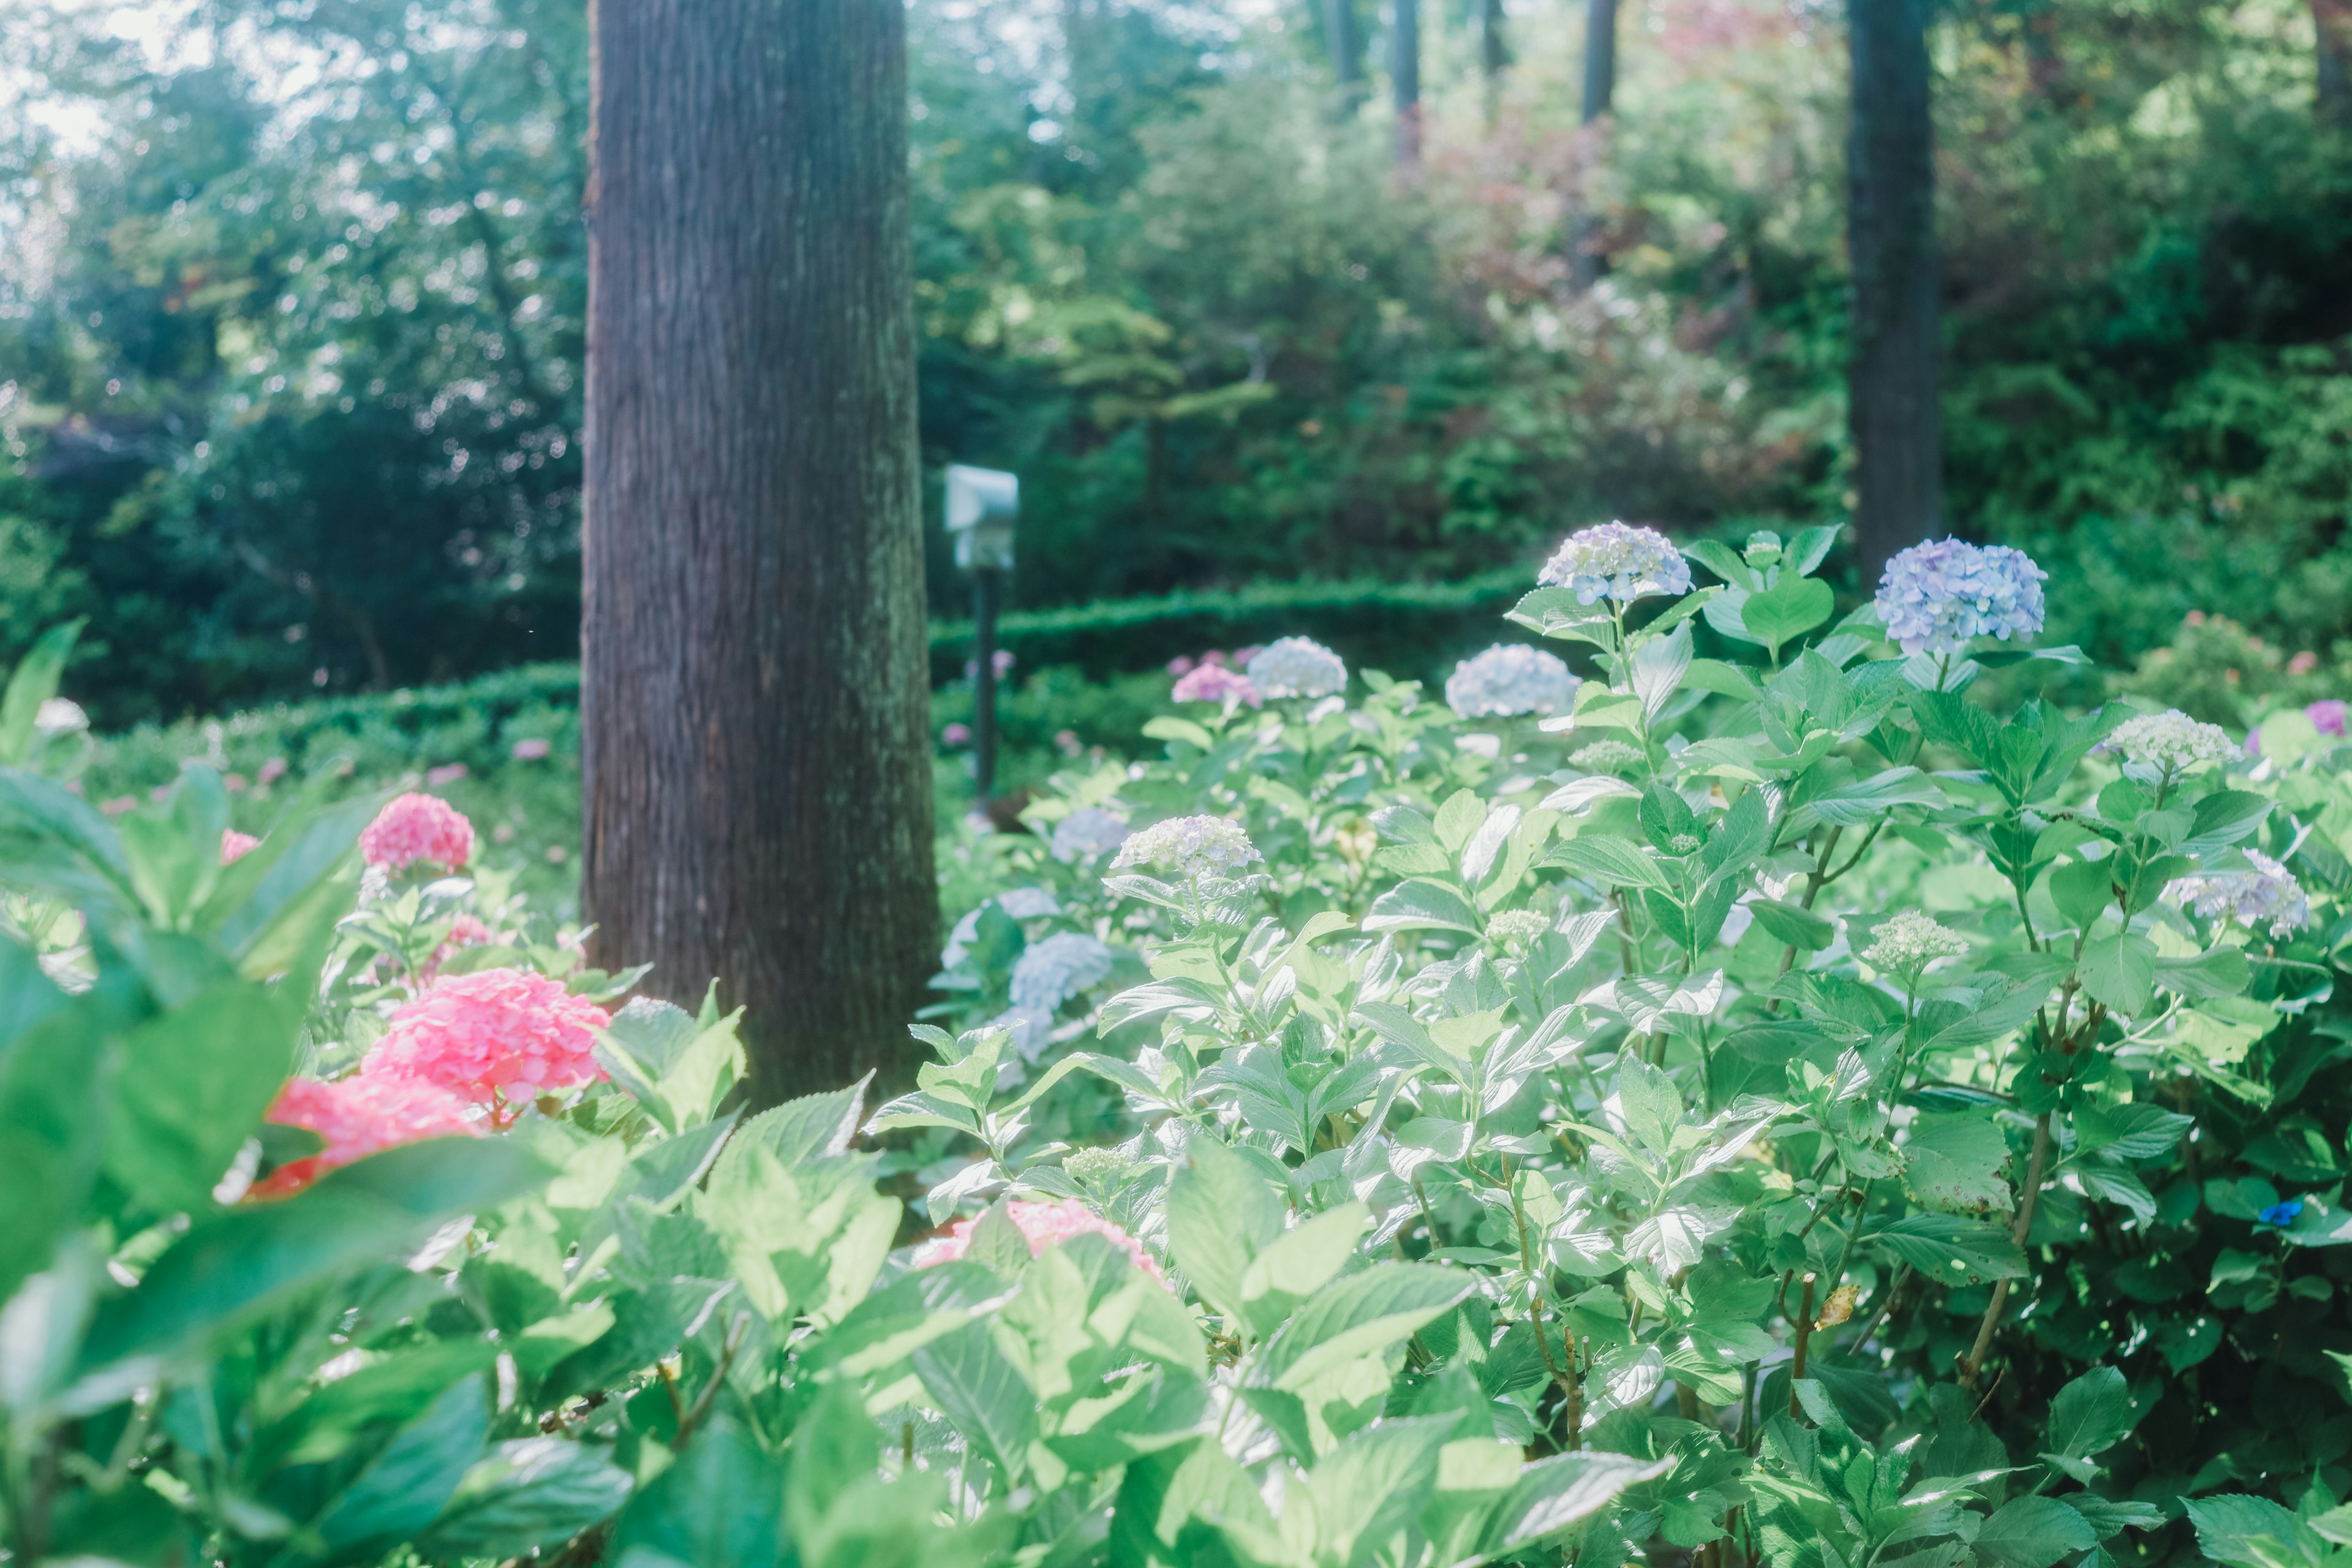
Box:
1872;538;2048;656
1538;522;1694;605
2259;1197;2305;1226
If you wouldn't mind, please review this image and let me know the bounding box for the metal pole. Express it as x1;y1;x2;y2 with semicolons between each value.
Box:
972;567;1000;802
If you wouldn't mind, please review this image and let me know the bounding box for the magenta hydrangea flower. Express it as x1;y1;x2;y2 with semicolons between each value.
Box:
1172;663;1261;706
2307;699;2346;737
363;967;611;1112
912;1197;1166;1284
221;829;262;865
250;1071;481;1199
360;793;475;873
1872;538;2047;656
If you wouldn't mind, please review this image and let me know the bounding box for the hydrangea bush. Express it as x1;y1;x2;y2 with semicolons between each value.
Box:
10;512;2352;1568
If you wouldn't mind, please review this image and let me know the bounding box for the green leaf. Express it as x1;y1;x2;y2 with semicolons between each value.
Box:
1973;1496;2100;1568
1238;1202;1369;1338
2155;946;2252;999
2043;1365;2143;1463
309;1374;491;1566
1747;897;1834;951
1306;1419;1455;1567
1862;1213;2027;1284
1615;1058;1683;1155
1363;877;1483;935
1483;1451;1675;1553
0;993;108;1303
1164;1137;1285;1324
1902;1114;2011;1217
1253;1263;1474;1390
911;1318;1038;1482
2048;856;2117;930
606;1417;782;1568
0;620;83;765
594;998;744;1135
1740;575;1835;660
2185;1495;2304;1568
416;1438;633;1561
107;981;304;1215
2079;932;2158;1016
1546;835;1672;891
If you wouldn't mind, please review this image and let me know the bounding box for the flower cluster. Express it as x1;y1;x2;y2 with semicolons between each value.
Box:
1172;663;1261;707
2165;848;2310;938
421;913;496;984
1245;637;1348;701
2107;710;2236;778
34;697;87;734
1445;644;1580;718
1862;909;1970;976
1110;815;1262;879
2309;699;2347;738
913;1198;1166;1284
1051;807;1131;862
1487;910;1550;946
221;829;262;865
1872;538;2048;657
1537;522;1693;605
1571;739;1646;775
363;967;611;1107
1009;931;1117;1014
251;1071;480;1199
360;793;475;873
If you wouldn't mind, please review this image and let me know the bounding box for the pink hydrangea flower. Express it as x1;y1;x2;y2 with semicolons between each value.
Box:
363;967;611;1113
2308;699;2346;737
942;723;972;747
425;762;469;786
912;1198;1166;1284
361;792;475;873
250;1071;481;1199
1172;664;1261;707
510;737;552;761
258;757;288;785
420;913;496;984
221;829;262;865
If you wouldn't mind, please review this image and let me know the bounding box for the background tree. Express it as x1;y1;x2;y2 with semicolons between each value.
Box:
581;0;936;1102
1567;0;1618;285
1391;0;1421;165
1846;0;1943;577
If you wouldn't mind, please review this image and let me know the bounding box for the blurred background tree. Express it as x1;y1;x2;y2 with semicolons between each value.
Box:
1;0;2348;724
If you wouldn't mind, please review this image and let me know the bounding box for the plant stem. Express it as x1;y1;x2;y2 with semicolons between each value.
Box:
1788;1273;1818;1416
1959;1110;2052;1388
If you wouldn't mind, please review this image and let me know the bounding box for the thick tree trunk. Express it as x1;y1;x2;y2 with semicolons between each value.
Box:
1846;0;1944;579
2318;0;2352;123
583;0;937;1105
1567;0;1618;286
1324;0;1366;111
1391;0;1420;166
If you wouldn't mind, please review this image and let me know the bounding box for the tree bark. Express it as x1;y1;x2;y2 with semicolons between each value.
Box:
583;0;937;1105
1324;0;1366;113
2318;0;2352;123
1567;0;1618;287
1846;0;1944;580
1479;0;1509;121
1391;0;1421;166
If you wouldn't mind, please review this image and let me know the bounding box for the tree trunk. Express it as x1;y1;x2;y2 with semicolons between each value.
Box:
1568;0;1618;286
2318;0;2352;123
1324;0;1366;112
1846;0;1943;580
582;0;937;1105
1391;0;1420;166
1479;0;1508;121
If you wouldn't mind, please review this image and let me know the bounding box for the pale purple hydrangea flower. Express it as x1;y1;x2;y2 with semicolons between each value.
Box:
1050;806;1131;862
1246;637;1349;700
1538;522;1694;605
2308;699;2346;737
1446;644;1580;717
1172;664;1261;706
1009;931;1117;1013
1110;815;1262;878
2165;848;2309;938
1872;538;2048;657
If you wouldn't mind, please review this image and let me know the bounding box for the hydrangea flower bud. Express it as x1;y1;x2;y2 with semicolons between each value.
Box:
1861;909;1969;976
913;1198;1166;1283
1872;538;2048;656
1246;637;1349;700
360;792;475;873
1537;522;1693;605
1110;815;1262;879
1446;644;1580;717
1487;909;1550;945
2106;710;2236;777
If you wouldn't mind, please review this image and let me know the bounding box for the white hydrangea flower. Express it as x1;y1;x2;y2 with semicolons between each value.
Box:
1487;909;1550;945
1537;522;1694;605
1246;637;1349;700
34;697;87;734
1110;815;1262;878
2107;710;2237;778
1862;910;1970;976
1051;806;1131;862
1571;739;1645;775
1446;644;1580;718
2165;848;2310;938
1009;932;1117;1013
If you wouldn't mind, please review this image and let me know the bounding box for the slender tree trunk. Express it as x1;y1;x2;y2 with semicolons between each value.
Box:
1846;0;1943;579
1391;0;1420;166
1324;0;1366;113
1568;0;1618;286
582;0;937;1104
2318;0;2352;123
1479;0;1508;121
